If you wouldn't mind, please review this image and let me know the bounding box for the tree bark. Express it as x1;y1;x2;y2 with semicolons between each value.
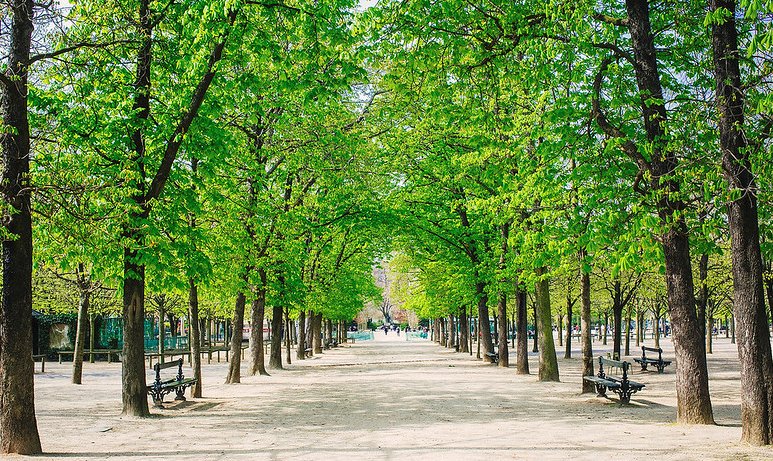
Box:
516;289;529;374
225;292;246;384
535;267;559;381
603;312;609;346
625;306;632;357
72;286;90;385
564;290;573;359
285;309;292;365
188;279;202;398
158;302;166;364
497;292;508;367
122;256;149;417
580;269;595;393
613;290;623;360
0;0;41;453
532;300;539;353
248;290;269;376
766;279;773;336
312;312;323;354
557;314;563;347
697;252;709;348
269;304;283;369
710;0;773;442
476;282;495;361
296;310;306;360
459;307;469;353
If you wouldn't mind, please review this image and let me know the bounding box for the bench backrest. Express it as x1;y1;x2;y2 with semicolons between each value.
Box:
599;356;628;371
641;346;663;361
153;358;183;373
598;356;630;381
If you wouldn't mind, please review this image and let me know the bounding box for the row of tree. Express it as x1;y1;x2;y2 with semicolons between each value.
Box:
1;0;391;454
358;0;773;446
3;0;773;455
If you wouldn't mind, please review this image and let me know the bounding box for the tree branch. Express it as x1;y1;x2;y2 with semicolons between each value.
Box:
145;9;239;202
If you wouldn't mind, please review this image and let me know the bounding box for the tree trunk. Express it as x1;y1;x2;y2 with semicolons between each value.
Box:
732;313;736;344
0;0;42;452
535;268;559;381
697;253;709;348
446;314;456;348
710;0;773;441
497;292;509;367
613;302;623;360
285;309;292;365
121;254;149;417
313;312;323;354
636;311;642;347
707;316;714;354
440;318;447;347
475;316;480;359
72;286;90;384
603;312;608;346
766;280;773;336
565;292;573;359
516;289;529;374
225;292;246;384
188;279;202;398
269;304;283;369
89;313;96;363
580;269;595;393
158;302;166;364
557;314;563;347
459;307;469;353
532;300;539;353
625;308;632;357
662;230;714;423
476;282;495;361
296;310;306;360
248;285;269;376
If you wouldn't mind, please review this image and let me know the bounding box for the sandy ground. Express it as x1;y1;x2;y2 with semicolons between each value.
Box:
14;332;773;460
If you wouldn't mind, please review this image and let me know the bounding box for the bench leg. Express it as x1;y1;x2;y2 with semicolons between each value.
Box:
657;363;665;373
175;387;187;402
595;384;607;397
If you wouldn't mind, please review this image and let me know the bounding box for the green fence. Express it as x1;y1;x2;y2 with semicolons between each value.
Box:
347;331;374;341
406;331;428;341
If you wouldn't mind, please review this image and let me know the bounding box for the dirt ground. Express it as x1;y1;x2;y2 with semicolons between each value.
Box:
14;331;773;460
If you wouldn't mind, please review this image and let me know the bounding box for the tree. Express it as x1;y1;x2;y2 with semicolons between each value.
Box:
709;0;773;444
1;0;43;453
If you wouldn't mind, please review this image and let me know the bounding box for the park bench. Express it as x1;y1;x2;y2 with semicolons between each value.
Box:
32;354;46;373
583;356;644;404
304;348;313;358
146;358;197;408
484;351;499;363
633;346;672;373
